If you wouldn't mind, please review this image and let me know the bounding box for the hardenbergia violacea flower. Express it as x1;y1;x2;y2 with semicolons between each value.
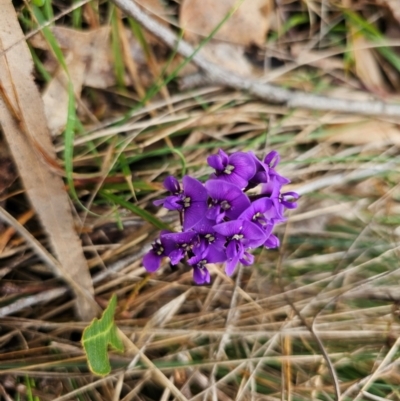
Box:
143;149;298;284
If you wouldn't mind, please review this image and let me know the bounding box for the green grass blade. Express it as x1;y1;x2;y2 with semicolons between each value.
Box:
345;10;400;72
110;5;125;88
101;191;173;231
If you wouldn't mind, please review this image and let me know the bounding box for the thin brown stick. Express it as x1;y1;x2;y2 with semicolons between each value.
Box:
111;0;400;118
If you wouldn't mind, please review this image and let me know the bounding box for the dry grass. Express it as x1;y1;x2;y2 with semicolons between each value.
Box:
1;0;400;400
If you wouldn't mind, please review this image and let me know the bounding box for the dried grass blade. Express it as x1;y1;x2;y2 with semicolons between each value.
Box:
0;1;97;320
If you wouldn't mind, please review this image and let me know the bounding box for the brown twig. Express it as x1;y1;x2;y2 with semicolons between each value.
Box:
111;0;400;118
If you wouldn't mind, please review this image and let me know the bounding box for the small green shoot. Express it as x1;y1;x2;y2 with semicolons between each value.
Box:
82;294;124;376
32;0;45;7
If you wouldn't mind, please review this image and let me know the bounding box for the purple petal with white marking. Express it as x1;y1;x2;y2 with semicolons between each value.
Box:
229;152;256;180
169;249;185;265
182;176;207;202
193;266;210;285
206;180;250;219
213;220;243;237
241;221;266;248
163;176;180;193
263;151;280;168
280;191;299;209
240;252;254;266
207;153;226;171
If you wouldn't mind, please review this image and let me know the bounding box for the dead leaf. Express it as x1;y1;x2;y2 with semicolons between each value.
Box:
291;44;344;72
324;120;400;145
0;1;97;320
199;42;255;76
31;26;114;135
351;33;387;94
42;52;86;136
136;0;169;26
180;0;272;46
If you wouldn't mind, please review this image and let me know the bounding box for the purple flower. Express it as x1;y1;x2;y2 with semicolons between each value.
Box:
264;233;280;248
191;216;226;258
192;264;211;285
188;247;226;285
180;176;208;230
239;198;284;227
146;148;298;284
238;199;286;249
249;151;290;189
207;149;256;188
153;176;183;210
279;191;299;209
154;176;208;230
143;230;175;272
161;231;197;265
205;180;250;223
213;220;266;276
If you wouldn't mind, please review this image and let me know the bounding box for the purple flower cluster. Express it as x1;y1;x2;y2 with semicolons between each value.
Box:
143;149;298;284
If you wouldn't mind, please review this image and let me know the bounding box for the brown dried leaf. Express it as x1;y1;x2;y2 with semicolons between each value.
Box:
180;0;272;46
38;27;114;135
0;1;97;320
137;0;168;22
198;42;255;76
351;34;386;93
291;44;344;71
42;52;86;136
324;120;400;145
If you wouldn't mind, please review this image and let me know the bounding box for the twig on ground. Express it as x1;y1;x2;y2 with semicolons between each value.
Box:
111;0;400;118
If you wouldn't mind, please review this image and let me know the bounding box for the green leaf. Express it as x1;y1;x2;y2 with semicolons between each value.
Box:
82;294;124;376
32;0;45;7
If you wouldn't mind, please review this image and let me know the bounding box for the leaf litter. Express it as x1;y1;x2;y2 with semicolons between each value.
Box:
0;1;97;320
1;0;400;400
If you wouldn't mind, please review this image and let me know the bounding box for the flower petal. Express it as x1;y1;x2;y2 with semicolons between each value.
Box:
182;176;207;202
205;246;226;263
241;220;266;248
239;198;273;222
263;150;280;168
207;154;225;171
193;266;210;284
213;220;243;237
264;234;280;248
280;191;299;209
184;201;208;230
225;255;240;276
169;249;185;265
205;180;250;219
143;251;162;272
229;152;256;180
240;251;254;266
162;231;196;244
226;240;239;259
163;195;184;210
163;176;180;193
